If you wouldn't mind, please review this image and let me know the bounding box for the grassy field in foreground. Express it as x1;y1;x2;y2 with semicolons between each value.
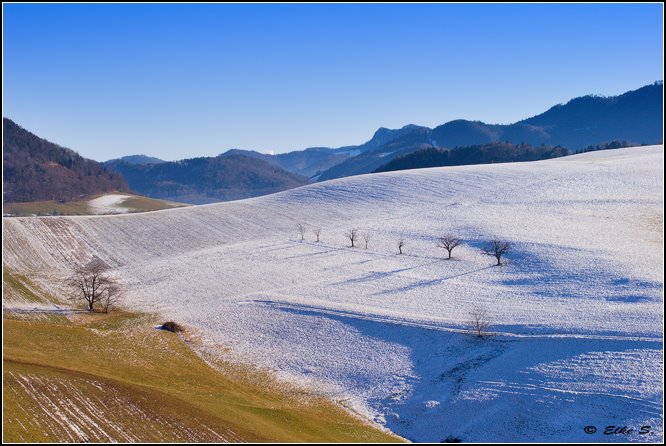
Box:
3;199;93;216
3;274;402;442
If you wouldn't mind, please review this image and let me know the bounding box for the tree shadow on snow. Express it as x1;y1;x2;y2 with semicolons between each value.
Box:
271;304;662;442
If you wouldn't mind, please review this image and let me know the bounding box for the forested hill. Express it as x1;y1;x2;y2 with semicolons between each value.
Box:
374;143;569;173
106;154;312;204
3;118;128;203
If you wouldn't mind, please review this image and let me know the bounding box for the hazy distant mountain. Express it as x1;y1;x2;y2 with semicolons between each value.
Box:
105;154;165;166
375;143;569;173
430;120;498;147
430;82;663;150
107;154;311;204
220;147;351;179
3;118;128;203
318;126;435;181
269;82;658;180
516;81;663;148
360;124;432;149
219;125;433;179
10;82;659;204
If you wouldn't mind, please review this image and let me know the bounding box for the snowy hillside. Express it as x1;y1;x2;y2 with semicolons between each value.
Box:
3;146;663;442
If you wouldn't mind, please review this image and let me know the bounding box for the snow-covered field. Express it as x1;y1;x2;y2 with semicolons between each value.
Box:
3;146;663;442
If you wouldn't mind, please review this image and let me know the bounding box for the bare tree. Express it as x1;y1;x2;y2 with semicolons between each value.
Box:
436;235;462;259
297;223;306;241
362;232;370;249
345;229;359;248
65;263;119;312
482;239;511;265
101;284;121;313
398;239;405;254
469;306;491;337
313;227;321;242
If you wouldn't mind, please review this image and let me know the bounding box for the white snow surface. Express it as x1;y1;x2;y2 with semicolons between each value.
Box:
3;146;664;442
87;194;132;214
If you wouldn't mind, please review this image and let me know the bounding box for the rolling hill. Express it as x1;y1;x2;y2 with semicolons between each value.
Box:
106;154;312;204
518;81;663;148
374;143;569;173
3;145;663;442
99;82;662;191
2;193;188;217
2;269;400;443
316;126;435;181
220;147;353;179
215;82;663;182
104;154;166;167
317;82;663;180
3;118;128;203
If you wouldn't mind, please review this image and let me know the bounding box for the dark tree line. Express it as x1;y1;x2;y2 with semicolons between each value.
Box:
374;142;569;173
574;140;644;154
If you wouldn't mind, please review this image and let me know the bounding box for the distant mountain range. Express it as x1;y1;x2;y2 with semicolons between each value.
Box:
4;82;662;205
103;154;311;204
318;125;435;180
3;118;128;203
3;120;310;205
105;154;166;166
219;147;352;179
214;81;664;181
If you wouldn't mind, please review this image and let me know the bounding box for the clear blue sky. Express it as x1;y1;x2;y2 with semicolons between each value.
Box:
3;3;663;161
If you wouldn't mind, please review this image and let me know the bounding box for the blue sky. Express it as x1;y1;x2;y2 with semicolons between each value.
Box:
3;3;663;161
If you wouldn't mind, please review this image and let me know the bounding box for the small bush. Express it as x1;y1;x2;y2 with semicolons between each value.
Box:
160;321;183;333
442;436;462;443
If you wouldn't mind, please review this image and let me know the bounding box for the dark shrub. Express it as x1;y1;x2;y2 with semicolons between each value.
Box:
160;321;183;333
442;436;462;443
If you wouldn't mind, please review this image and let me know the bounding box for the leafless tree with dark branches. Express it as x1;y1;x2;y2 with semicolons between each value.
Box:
482;239;511;265
345;229;359;248
436;235;462;259
363;232;370;249
297;223;307;241
65;262;120;312
469;306;491;337
100;283;121;313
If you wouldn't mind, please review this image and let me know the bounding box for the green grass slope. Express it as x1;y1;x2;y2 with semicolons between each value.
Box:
2;271;403;443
